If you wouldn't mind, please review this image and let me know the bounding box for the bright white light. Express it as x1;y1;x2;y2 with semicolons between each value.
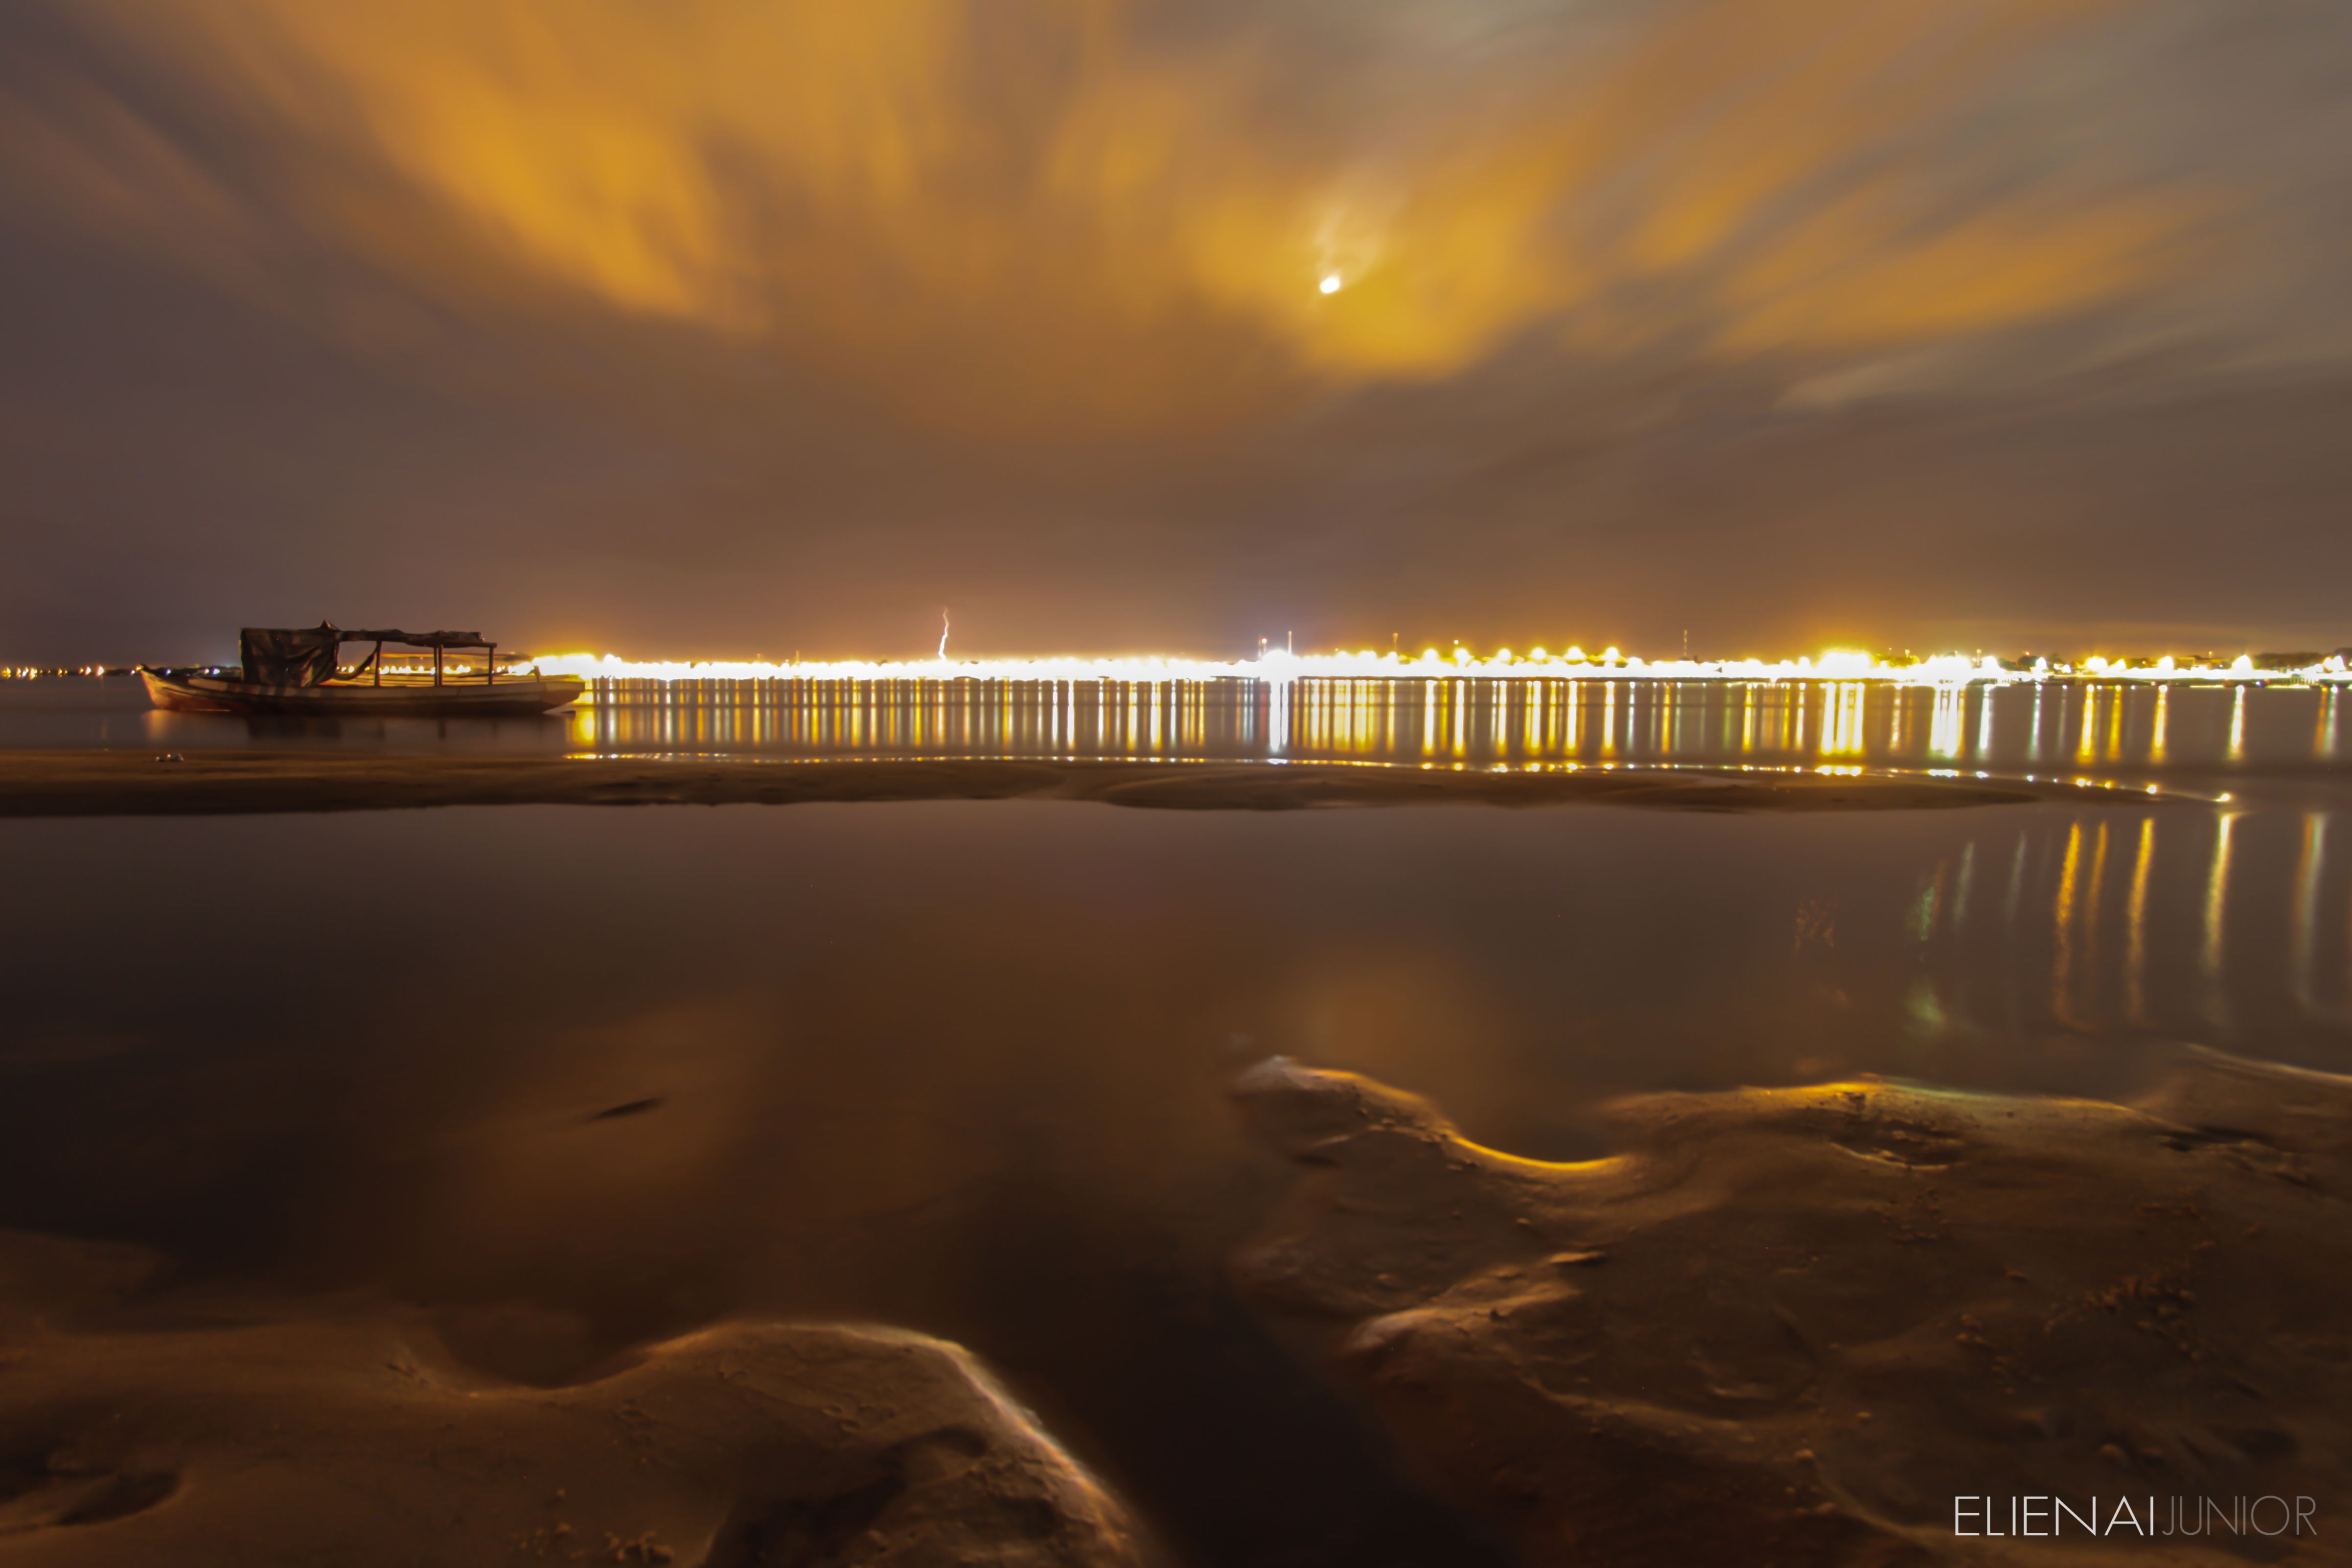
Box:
1318;275;1343;294
529;645;2352;687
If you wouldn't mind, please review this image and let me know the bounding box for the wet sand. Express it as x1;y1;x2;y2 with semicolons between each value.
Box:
3;751;2298;1566
0;749;2099;817
1233;1050;2352;1566
0;1229;1150;1566
11;1043;2341;1565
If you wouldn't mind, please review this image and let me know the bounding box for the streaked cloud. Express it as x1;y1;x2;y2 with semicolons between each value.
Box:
1;0;2346;661
21;0;2212;431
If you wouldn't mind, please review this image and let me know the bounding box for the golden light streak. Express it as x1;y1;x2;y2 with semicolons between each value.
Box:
2083;819;2112;1017
2202;811;2238;1028
2052;821;2085;1029
1929;686;1965;761
1822;680;1867;757
2292;812;2328;1017
2125;814;2155;1024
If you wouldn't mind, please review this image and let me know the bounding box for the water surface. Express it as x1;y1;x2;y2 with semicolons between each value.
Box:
11;674;2348;794
5;677;2352;1564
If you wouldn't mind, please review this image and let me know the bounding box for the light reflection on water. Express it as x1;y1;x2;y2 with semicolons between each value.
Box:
1916;802;2352;1055
4;677;2351;1059
6;674;2345;779
548;679;2352;1071
563;676;2348;778
8;677;2352;1566
8;678;2352;1057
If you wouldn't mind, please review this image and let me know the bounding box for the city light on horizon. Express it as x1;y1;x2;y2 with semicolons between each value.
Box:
3;0;2349;667
532;646;2352;686
16;644;2347;686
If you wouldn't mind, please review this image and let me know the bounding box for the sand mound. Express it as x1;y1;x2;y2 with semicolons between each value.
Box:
0;751;2064;818
0;1234;1147;1567
1232;1050;2352;1566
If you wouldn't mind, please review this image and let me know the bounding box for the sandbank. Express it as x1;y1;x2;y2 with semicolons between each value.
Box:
0;750;2111;818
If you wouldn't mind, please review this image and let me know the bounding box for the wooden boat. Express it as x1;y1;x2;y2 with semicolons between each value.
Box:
138;623;586;716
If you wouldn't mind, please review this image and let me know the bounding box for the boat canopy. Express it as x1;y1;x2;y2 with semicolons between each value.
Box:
240;623;494;686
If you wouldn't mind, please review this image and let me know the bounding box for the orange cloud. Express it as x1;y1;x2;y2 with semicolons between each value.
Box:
55;0;2205;431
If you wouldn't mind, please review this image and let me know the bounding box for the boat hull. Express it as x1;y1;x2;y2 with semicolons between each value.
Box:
139;668;586;716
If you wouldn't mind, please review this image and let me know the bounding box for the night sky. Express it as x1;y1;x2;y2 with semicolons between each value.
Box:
4;0;2348;666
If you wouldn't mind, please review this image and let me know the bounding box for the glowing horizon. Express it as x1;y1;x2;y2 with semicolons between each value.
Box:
532;647;2352;685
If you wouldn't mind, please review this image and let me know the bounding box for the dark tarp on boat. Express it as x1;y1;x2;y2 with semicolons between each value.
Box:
240;624;343;687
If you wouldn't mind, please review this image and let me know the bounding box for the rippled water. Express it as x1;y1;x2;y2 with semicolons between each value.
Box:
5;675;2351;1565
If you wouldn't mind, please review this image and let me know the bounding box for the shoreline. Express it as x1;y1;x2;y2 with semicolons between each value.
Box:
0;750;2142;818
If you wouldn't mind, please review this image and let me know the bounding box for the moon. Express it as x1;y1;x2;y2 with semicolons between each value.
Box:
1318;274;1343;294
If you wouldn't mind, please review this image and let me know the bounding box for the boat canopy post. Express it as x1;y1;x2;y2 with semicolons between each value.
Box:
485;643;495;685
317;628;492;687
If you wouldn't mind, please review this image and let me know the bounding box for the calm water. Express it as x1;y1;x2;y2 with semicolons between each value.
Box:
5;677;2352;1565
8;673;2349;788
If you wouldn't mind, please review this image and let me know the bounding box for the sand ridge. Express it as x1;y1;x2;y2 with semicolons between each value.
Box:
0;750;2106;817
1231;1049;2352;1566
0;1230;1151;1566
